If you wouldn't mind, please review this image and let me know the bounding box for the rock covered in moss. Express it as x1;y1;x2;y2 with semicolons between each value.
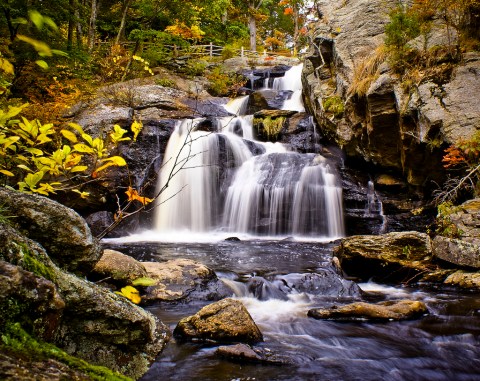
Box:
0;222;169;380
447;198;480;246
334;231;434;282
0;188;101;274
174;298;263;344
308;299;428;321
142;259;231;302
0;260;65;341
92;249;148;285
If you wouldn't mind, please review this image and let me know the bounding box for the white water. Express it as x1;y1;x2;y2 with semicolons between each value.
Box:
273;64;305;112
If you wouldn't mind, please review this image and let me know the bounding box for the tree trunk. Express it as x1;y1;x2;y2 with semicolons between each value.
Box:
67;0;75;51
88;0;98;52
249;13;257;52
115;0;132;45
75;3;83;49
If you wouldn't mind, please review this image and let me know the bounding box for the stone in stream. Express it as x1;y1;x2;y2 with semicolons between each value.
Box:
216;343;292;365
334;231;434;283
174;298;263;344
444;271;480;289
142;259;232;303
307;299;429;321
91;249;148;285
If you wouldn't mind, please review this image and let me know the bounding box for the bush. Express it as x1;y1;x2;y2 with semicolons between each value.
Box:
323;96;345;118
206;66;246;96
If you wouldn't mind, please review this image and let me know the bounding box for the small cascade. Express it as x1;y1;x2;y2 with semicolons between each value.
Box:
223;95;249;116
365;180;387;233
273;64;305;112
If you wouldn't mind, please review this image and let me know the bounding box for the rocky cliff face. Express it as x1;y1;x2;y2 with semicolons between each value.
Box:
303;0;480;190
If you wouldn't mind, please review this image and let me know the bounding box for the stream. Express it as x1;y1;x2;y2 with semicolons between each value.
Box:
105;239;480;381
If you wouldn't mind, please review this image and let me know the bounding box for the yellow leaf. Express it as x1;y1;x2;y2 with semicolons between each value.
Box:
70;165;88;173
68;122;85;134
118;286;141;304
101;156;127;166
72;189;90;199
74;143;94;153
131;119;143;142
0;57;14;75
0;169;14;176
61;129;78;143
25;147;43;156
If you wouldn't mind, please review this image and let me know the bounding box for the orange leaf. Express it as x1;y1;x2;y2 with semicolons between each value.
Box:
125;186;153;205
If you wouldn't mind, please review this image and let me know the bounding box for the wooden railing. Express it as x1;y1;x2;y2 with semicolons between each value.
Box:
96;41;293;59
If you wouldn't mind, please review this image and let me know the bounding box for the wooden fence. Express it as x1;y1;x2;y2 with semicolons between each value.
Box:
96;41;293;59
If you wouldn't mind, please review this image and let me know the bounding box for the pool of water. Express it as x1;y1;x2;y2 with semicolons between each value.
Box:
104;239;480;381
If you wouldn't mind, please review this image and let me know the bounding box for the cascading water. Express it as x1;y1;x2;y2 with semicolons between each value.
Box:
273;63;306;112
153;64;344;239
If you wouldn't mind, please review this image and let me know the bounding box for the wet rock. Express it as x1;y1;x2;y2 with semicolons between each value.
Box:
246;277;289;301
0;222;169;379
85;211;115;237
276;271;362;298
334;231;434;282
142;259;231;302
308;300;428;321
91;249;148;285
432;236;480;269
174;298;263;344
216;343;290;365
0;188;102;274
0;260;65;341
444;271;480;289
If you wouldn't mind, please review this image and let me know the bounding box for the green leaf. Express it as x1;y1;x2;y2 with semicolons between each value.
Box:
29;10;44;30
24;171;44;188
131;277;157;287
35;60;49;69
17;35;52;56
52;49;68;57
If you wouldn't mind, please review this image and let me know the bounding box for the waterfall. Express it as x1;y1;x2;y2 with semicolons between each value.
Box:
273;64;305;112
153;64;344;240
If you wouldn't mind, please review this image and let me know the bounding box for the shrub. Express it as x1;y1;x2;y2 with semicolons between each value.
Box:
323;96;345;118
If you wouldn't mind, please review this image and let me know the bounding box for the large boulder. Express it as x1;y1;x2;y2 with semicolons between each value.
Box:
91;249;148;285
142;259;231;302
173;298;263;344
432;236;480;269
308;299;428;321
334;231;434;282
0;222;169;379
0;188;102;274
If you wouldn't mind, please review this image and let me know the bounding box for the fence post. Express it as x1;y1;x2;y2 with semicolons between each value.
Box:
209;42;213;58
241;46;244;58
